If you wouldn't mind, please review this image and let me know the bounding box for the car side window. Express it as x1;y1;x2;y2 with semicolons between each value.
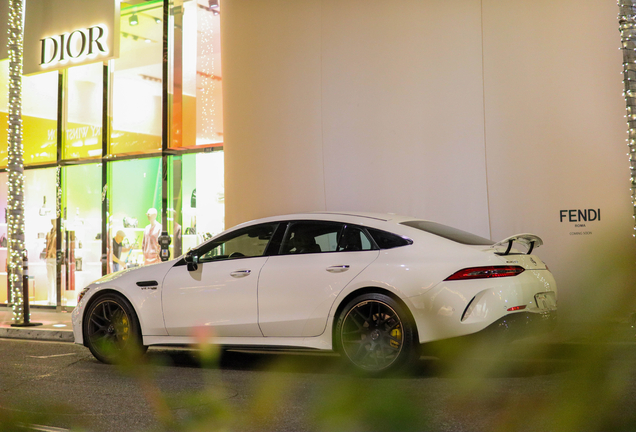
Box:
197;223;277;262
337;225;375;252
367;228;412;249
280;222;344;254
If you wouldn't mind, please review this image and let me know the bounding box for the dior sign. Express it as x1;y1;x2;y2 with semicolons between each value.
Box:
40;25;109;67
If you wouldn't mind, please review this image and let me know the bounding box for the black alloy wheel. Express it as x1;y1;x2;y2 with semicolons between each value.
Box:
336;293;418;374
84;293;146;364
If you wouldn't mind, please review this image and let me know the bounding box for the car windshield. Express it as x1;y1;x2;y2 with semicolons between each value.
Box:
401;220;493;245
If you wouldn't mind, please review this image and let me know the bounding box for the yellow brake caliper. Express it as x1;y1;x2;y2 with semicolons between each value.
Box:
390;327;402;349
121;315;130;342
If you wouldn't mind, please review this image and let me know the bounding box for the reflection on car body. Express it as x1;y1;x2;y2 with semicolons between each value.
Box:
72;212;557;374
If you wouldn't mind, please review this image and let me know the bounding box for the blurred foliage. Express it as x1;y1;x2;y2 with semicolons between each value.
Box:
0;235;634;431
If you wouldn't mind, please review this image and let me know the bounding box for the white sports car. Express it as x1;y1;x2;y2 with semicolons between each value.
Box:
72;212;557;373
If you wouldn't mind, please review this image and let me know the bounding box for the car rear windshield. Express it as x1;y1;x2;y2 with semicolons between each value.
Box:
401;220;493;245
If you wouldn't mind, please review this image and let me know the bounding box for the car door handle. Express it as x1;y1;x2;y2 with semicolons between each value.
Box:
326;265;350;273
230;270;251;278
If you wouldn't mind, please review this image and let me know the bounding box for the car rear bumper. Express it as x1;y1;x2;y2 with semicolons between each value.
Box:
481;310;558;340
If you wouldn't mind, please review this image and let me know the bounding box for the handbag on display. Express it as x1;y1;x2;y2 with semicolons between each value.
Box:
123;217;138;228
75;257;83;272
0;235;6;248
191;189;196;208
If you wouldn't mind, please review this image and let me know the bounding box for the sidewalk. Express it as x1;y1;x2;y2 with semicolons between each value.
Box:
0;306;74;342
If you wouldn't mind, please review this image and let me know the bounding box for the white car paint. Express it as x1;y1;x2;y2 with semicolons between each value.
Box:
72;212;557;353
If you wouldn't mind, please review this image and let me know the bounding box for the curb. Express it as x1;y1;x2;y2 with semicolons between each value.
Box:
0;327;74;342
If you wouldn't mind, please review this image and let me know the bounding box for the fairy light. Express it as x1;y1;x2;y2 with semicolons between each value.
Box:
619;0;636;238
7;0;26;323
198;8;219;142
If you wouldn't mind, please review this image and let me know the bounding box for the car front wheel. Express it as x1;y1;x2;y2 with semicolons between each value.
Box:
83;292;146;364
335;293;419;374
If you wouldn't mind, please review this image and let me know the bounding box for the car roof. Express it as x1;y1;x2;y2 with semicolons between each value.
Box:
236;212;417;226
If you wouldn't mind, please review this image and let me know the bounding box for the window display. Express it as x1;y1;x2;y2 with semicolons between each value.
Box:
62;164;102;307
178;151;225;254
25;168;57;306
108;158;162;271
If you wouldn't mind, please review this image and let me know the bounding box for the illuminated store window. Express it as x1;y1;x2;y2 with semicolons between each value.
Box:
0;60;57;167
64;63;104;160
24;168;57;306
108;157;162;272
22;71;58;165
176;151;225;255
111;2;163;156
61;164;102;307
179;1;223;148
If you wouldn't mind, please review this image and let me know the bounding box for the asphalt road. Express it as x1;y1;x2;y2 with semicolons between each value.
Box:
0;338;635;432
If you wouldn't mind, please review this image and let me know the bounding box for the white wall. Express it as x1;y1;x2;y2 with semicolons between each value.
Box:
222;0;636;320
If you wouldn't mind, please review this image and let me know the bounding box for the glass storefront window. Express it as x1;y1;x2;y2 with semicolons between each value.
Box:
111;2;163;156
180;1;223;149
64;63;104;161
108;157;162;272
23;71;58;165
0;1;225;307
25;168;57;306
62;164;102;307
176;151;224;255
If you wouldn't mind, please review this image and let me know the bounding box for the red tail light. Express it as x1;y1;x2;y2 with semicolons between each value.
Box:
444;266;525;281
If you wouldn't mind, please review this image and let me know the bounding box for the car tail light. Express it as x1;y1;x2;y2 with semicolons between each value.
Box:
444;266;525;281
507;305;527;312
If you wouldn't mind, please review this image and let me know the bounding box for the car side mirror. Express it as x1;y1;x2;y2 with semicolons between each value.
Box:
184;250;199;271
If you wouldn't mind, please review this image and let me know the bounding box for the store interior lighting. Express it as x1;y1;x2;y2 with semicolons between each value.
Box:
208;0;219;14
129;13;139;26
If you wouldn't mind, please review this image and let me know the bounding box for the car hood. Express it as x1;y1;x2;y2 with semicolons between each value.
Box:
92;259;176;287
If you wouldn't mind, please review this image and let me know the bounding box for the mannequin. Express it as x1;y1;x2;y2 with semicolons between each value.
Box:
142;208;162;265
45;218;57;305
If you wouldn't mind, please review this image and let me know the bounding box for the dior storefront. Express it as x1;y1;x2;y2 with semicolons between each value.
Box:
0;0;224;308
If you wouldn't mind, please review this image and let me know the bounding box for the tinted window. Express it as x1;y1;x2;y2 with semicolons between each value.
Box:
337;225;374;252
198;223;277;262
281;222;344;254
401;220;492;245
367;228;412;249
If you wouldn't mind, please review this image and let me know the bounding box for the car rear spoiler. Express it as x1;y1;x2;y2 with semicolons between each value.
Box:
492;233;543;255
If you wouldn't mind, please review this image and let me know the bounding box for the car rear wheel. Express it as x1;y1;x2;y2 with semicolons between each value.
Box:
84;293;146;364
335;293;419;374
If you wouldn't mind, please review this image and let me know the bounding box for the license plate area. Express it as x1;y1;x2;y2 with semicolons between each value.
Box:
535;292;557;311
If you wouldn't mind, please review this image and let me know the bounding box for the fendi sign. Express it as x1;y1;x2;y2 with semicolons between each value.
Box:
40;25;109;67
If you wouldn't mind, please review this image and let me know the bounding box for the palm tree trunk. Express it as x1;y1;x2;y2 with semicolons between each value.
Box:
7;0;26;323
619;1;636;238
